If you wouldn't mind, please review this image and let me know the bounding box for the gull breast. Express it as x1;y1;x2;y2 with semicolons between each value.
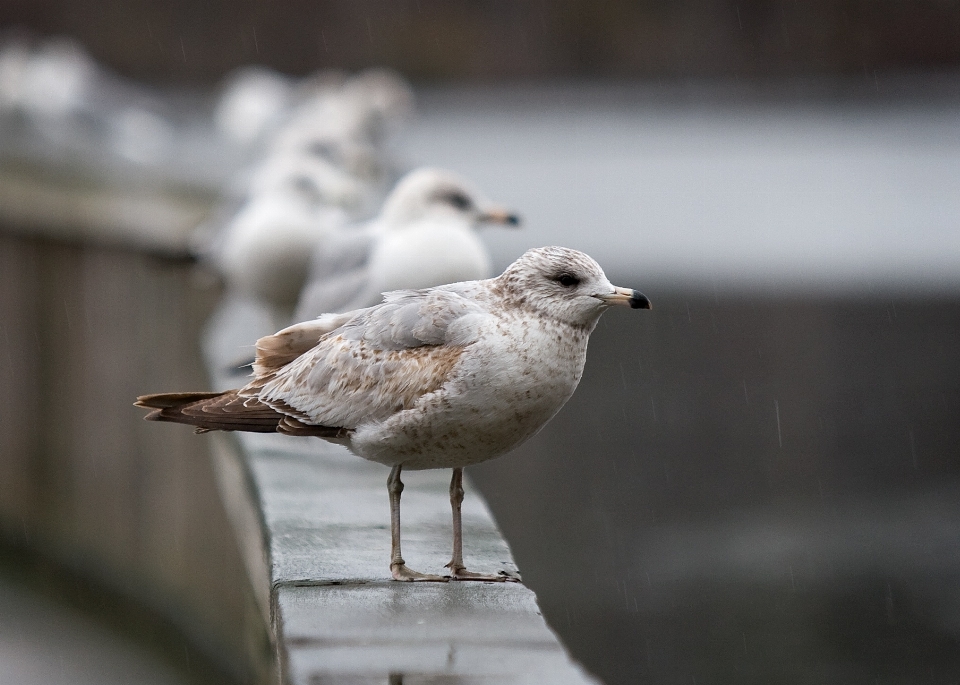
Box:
351;316;589;470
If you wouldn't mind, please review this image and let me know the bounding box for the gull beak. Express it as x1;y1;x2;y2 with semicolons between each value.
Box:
477;207;522;227
598;286;652;309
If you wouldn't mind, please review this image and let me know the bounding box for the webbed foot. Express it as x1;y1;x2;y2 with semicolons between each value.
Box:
391;562;448;582
445;563;522;582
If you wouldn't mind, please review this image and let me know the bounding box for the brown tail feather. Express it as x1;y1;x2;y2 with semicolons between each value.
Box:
135;390;350;437
136;390;287;434
277;415;351;439
135;391;224;409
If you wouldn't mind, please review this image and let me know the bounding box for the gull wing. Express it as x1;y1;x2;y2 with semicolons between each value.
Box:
250;288;489;428
294;224;380;320
252;311;358;375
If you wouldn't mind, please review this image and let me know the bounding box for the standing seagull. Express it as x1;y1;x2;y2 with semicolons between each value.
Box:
137;247;650;581
295;167;520;320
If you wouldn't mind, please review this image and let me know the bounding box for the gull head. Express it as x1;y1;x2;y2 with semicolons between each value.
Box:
340;68;415;144
267;100;384;182
248;152;365;210
496;246;651;328
380;167;521;228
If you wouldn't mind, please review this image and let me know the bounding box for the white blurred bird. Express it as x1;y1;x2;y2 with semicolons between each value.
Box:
264;68;414;206
198;68;417;343
0;36;94;119
243;151;366;208
213;66;295;147
210;183;351;319
295;167;520;321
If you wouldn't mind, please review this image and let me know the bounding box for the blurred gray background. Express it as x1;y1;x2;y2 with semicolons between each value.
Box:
3;0;960;82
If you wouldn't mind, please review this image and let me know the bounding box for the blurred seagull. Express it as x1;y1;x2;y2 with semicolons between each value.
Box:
213;66;295;147
210;170;355;318
265;68;414;204
1;36;95;120
295;167;520;321
244;151;365;208
137;246;651;581
202;69;416;317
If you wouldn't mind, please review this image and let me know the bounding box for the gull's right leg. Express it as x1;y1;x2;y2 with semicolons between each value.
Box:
445;467;520;582
388;465;447;582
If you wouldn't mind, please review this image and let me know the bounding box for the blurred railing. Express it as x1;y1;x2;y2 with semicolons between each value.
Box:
0;183;274;681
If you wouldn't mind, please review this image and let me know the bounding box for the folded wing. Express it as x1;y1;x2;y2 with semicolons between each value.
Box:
248;287;488;429
294;225;380;320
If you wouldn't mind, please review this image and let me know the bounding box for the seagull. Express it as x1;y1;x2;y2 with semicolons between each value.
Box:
264;68;414;203
210;180;352;318
213;65;294;147
199;73;416;320
295;167;520;321
136;246;651;581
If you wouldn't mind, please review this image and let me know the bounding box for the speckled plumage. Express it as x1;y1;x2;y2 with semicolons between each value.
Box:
136;245;649;581
138;246;645;466
246;246;633;469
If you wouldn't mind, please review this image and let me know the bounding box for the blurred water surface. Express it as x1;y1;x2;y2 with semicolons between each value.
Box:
402;82;960;292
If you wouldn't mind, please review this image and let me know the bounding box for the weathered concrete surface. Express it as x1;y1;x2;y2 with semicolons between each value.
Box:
280;583;599;684
204;300;599;684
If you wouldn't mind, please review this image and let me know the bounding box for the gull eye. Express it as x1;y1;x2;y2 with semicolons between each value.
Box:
555;273;580;287
308;141;338;162
438;191;473;211
293;175;315;192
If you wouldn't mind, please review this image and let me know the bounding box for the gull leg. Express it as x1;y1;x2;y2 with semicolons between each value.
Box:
445;467;520;582
388;465;447;582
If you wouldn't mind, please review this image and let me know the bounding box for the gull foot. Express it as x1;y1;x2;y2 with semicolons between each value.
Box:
391;562;448;582
445;564;522;582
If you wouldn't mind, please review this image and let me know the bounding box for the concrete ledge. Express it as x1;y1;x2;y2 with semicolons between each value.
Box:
281;584;594;684
204;300;599;684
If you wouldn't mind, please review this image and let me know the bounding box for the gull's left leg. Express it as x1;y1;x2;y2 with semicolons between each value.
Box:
388;465;447;582
445;467;520;582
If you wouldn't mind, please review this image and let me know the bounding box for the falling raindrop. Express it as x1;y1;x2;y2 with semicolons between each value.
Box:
909;429;917;469
774;399;782;447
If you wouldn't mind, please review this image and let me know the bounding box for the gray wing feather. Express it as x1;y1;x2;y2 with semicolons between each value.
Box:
254;287;489;427
294;226;380;319
338;288;485;349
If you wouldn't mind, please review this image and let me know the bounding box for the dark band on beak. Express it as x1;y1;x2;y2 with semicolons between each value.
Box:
629;290;651;309
478;210;522;226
